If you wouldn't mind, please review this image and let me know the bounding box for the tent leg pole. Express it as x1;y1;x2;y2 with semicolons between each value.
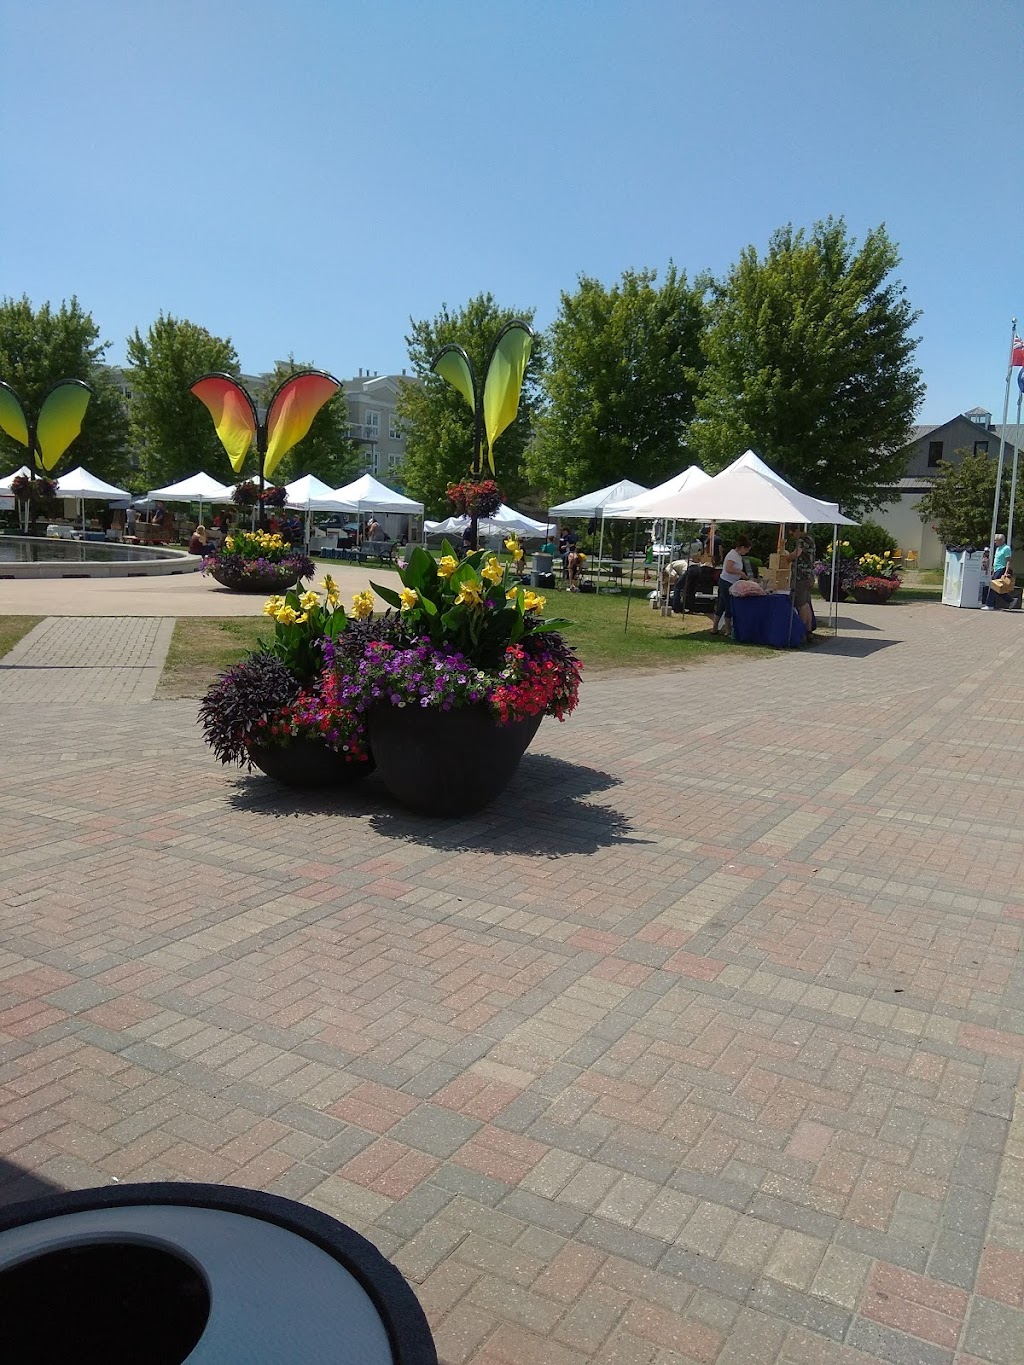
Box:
596;514;606;594
624;520;638;633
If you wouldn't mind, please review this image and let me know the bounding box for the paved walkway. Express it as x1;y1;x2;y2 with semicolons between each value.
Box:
0;617;174;703
0;561;402;616
0;602;1022;1363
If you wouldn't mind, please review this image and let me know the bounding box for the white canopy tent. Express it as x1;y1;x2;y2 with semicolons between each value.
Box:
601;465;712;519
331;473;424;515
548;479;648;520
55;466;132;533
284;474;358;514
639;461;857;527
0;465;32;489
424;503;554;540
600;466;714;607
283;474;358;549
147;472;234;525
637;457;857;636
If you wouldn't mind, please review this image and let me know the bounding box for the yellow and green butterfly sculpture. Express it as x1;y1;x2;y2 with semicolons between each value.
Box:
0;379;93;472
431;320;534;476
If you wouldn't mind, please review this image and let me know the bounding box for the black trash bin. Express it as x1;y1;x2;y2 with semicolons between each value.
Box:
0;1182;437;1364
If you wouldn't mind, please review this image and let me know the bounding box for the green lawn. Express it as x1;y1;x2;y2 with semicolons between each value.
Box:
158;617;267;698
159;587;771;698
0;616;42;659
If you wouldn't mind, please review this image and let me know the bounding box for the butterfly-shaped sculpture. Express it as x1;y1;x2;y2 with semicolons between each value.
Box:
191;371;340;480
0;379;93;472
431;321;534;476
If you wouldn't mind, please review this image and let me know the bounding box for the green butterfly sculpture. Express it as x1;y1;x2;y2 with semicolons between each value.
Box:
0;379;93;472
431;320;534;476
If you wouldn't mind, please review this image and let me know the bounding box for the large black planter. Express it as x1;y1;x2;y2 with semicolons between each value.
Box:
0;1182;436;1364
850;585;898;605
250;739;373;788
816;570;849;602
209;565;301;593
368;705;542;815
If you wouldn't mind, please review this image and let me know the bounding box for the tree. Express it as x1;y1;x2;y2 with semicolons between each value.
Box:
527;266;706;505
0;295;130;484
256;357;361;488
916;449;1024;547
126;314;240;485
692;219;924;515
396;293;543;516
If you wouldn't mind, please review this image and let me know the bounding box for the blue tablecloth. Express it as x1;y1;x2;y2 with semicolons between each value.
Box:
731;593;806;648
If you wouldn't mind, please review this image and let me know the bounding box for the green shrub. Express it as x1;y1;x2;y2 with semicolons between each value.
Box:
809;520;897;558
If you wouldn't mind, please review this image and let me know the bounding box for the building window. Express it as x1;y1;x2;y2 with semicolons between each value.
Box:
973;440;989;455
365;411;380;439
927;441;944;467
389;417;402;440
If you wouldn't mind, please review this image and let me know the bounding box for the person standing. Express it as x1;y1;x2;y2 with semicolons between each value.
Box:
983;533;1014;609
713;536;752;637
782;525;817;633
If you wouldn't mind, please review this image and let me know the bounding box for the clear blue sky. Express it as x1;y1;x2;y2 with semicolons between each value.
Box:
2;0;1021;424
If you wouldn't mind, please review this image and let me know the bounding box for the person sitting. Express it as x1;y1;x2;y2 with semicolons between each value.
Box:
188;525;212;557
712;536;752;637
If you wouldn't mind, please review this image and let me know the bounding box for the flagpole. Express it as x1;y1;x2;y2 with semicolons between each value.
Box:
987;317;1017;568
1008;380;1024;553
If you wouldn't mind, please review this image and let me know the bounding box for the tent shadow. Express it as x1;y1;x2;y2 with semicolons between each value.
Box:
808;635;901;658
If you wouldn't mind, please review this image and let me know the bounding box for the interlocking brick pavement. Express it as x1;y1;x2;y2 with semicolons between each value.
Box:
0;616;173;702
1;600;1023;1362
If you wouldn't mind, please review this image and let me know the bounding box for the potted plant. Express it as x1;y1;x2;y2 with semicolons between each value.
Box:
850;552;902;604
199;576;377;786
360;538;581;814
231;480;260;509
204;528;314;593
814;540;859;601
198;544;583;811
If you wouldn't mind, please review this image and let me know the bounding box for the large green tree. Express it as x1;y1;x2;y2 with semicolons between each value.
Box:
396;293;543;516
126;314;240;485
692;219;924;515
257;357;361;488
0;295;130;484
527;266;706;504
916;448;1024;547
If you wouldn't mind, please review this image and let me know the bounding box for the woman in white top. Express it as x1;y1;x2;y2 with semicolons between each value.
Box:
713;536;752;637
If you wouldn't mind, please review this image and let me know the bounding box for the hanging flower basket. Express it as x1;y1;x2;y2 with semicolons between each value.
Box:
446;480;503;519
232;480;260;508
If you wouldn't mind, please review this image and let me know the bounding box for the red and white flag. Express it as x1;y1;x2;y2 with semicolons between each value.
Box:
1012;334;1024;367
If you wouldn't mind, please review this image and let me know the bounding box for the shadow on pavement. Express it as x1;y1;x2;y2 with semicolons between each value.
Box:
0;1158;65;1211
369;755;640;857
809;634;901;658
226;753;637;856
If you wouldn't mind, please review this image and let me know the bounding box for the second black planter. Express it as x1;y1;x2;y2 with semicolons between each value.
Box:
368;705;542;815
250;740;373;788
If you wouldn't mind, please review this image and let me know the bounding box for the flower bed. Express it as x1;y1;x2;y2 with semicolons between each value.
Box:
203;529;314;593
199;538;582;810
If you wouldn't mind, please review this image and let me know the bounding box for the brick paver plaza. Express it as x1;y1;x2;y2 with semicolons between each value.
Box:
1;599;1022;1363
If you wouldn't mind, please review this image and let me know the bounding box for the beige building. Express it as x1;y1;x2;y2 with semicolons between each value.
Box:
340;371;415;481
874;408;1018;569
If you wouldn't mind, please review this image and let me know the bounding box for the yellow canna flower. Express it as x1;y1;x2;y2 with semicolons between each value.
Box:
276;605;299;626
262;595;284;617
437;555;458;579
399;587;420;612
523;591;546;613
295;611;308;624
351;590;374;620
481;556;504;584
299;590;320;611
506;586;520;601
455;581;483;608
323;573;340;606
